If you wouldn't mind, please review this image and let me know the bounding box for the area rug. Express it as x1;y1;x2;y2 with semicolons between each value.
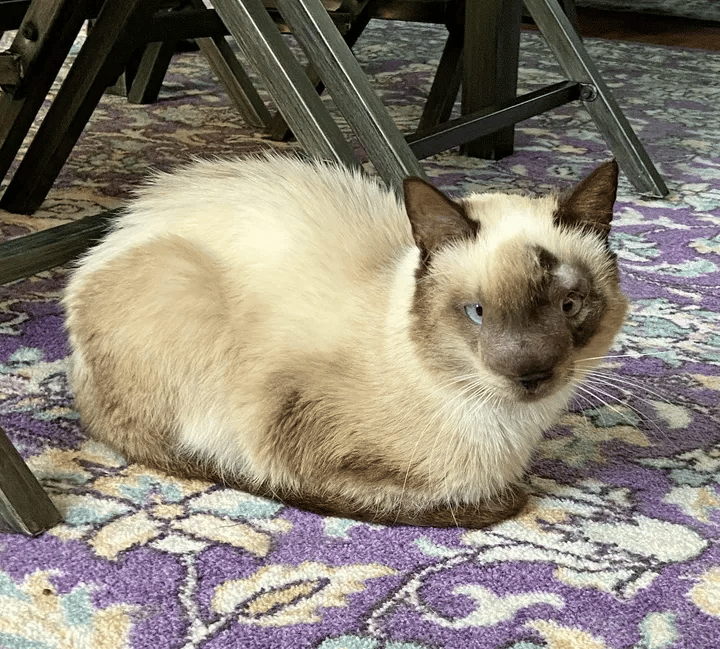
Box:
1;19;719;649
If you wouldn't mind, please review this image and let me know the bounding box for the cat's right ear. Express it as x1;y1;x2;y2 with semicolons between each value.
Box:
403;178;479;263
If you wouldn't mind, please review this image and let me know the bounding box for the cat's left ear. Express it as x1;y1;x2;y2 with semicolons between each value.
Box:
554;160;619;241
403;177;478;261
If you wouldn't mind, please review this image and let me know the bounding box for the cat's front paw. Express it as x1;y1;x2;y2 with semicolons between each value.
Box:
402;483;528;529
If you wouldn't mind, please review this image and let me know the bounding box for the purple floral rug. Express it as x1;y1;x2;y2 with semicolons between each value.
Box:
1;20;720;649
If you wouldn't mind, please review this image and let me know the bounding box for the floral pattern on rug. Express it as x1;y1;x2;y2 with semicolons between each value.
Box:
2;20;720;649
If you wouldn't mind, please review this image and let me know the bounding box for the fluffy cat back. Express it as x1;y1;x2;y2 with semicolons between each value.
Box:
79;154;411;277
69;154;416;356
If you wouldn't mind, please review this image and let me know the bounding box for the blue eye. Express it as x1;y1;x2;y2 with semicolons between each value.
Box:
464;304;483;325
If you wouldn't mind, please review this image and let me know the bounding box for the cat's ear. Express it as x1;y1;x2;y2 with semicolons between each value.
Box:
403;177;478;260
554;160;619;240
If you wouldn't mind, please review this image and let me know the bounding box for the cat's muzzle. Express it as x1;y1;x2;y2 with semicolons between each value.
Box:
516;369;555;395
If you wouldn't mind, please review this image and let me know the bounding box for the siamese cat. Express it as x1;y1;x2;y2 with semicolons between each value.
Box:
64;154;627;528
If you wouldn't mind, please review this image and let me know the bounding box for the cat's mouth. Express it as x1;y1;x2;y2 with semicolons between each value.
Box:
511;366;571;402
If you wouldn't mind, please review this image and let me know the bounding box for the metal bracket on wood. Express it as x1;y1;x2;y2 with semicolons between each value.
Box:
578;82;598;102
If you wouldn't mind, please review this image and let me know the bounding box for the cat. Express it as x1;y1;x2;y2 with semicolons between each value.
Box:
63;154;628;528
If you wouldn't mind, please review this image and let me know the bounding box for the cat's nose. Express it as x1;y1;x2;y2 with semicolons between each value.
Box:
516;369;554;393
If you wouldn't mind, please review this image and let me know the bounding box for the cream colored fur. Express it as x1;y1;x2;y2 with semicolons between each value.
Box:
64;154;627;527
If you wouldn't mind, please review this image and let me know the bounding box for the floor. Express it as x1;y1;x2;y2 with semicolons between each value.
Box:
570;7;720;50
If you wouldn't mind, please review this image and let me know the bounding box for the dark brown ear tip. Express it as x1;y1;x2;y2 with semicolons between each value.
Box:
602;159;620;180
584;159;619;194
403;176;432;191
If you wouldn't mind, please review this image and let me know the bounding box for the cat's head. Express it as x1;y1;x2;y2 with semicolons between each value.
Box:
404;161;628;404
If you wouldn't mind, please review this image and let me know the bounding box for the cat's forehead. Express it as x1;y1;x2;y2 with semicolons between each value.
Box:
430;192;610;305
461;191;559;232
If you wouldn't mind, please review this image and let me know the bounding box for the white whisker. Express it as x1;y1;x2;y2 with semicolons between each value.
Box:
573;366;683;451
586;370;675;407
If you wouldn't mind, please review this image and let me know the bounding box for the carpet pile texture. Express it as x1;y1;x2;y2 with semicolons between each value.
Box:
1;21;719;649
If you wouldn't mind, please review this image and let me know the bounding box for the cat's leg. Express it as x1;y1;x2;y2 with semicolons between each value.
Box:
389;483;528;528
256;386;529;528
67;343;179;468
252;479;528;529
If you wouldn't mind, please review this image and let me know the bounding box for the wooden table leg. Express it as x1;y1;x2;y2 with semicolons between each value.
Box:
524;0;667;196
461;0;523;159
417;21;463;133
0;0;91;187
0;426;62;536
212;0;359;170
0;0;163;214
274;0;427;187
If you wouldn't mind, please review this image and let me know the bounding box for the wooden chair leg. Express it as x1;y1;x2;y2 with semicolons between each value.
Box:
0;210;115;284
198;35;273;128
0;0;91;188
524;0;667;196
417;23;463;133
273;0;426;187
0;426;62;536
102;38;178;104
266;3;371;143
188;0;272;129
211;0;359;169
461;0;523;159
0;0;164;214
126;39;179;104
558;0;581;35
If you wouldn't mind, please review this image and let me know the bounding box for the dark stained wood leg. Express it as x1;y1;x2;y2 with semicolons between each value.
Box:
558;0;581;35
126;39;179;104
0;210;116;285
0;0;91;188
0;425;62;536
417;24;463;133
212;0;359;170
460;0;522;159
266;3;372;143
197;35;273;129
189;0;272;128
0;0;163;214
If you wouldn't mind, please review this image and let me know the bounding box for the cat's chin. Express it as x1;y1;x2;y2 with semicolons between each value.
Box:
506;377;567;404
515;383;561;403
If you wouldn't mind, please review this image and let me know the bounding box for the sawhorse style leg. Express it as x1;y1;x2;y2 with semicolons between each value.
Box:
0;0;92;188
417;20;463;134
0;426;61;536
196;32;273;129
212;0;360;171
273;0;427;187
0;0;166;214
524;0;668;197
116;0;274;130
